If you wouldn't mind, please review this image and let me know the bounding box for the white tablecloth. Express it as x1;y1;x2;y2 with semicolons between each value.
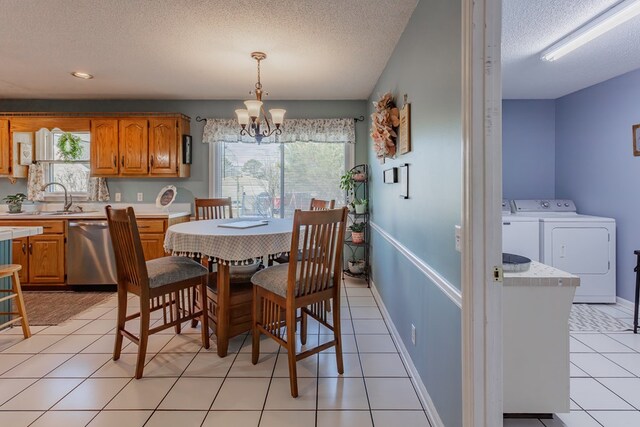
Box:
164;218;294;264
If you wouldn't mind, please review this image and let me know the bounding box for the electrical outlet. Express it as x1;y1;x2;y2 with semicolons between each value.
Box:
137;193;143;202
115;193;121;202
455;225;462;252
411;324;416;345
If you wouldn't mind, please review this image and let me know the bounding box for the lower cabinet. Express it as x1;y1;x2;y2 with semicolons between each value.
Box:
140;233;166;260
11;238;28;284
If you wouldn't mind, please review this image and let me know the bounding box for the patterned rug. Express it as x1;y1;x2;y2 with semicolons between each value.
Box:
570;304;632;332
17;291;115;325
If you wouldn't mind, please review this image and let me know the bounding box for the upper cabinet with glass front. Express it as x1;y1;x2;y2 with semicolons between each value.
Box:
0;113;191;179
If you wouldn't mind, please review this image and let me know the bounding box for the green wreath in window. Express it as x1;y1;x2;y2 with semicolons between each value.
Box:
57;132;84;161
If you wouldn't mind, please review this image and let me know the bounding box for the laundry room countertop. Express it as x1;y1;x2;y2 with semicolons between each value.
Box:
503;261;580;287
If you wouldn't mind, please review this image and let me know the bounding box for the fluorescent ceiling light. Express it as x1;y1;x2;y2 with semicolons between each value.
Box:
541;0;640;62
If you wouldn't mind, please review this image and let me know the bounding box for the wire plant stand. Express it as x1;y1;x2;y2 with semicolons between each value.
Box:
343;164;369;286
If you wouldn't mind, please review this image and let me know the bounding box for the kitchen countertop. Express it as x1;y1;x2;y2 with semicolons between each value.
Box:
0;203;191;220
503;261;580;287
0;226;43;241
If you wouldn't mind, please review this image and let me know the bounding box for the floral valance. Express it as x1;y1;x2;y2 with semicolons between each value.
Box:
202;118;355;144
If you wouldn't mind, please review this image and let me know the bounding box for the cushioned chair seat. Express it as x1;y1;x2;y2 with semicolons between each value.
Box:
251;262;333;298
146;256;207;288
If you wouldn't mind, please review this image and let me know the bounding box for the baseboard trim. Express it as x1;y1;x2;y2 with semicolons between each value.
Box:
616;296;635;311
370;279;446;427
370;221;462;308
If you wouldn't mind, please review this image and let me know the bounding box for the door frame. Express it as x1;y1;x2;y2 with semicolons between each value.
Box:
461;0;503;426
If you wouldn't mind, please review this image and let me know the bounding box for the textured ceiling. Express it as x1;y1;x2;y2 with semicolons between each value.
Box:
502;0;640;99
0;0;416;100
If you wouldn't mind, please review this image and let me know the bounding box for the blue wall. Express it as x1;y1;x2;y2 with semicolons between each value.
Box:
368;0;462;425
556;68;640;302
502;100;556;199
0;100;368;204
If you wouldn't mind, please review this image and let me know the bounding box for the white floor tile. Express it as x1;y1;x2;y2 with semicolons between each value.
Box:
597;378;640;409
601;353;640;376
352;320;389;334
182;351;234;377
318;352;362;377
322;334;358;353
1;334;64;354
37;319;92;335
570;353;634;377
91;353;152;378
264;377;317;410
317;377;369;410
503;419;545;426
347;297;377;307
228;351;278;377
105;377;177;410
355;334;397;353
572;333;635;353
316;410;373;427
589;410;640;427
240;334;281;354
365;377;422;410
569;336;596;353
1;353;72;378
41;335;102;354
546;411;602;427
143;352;196;377
157;377;223;410
46;353;111;378
360;353;408;377
86;410;152;427
121;334;173;354
606;333;640;352
0;378;37;405
74;319;117;335
345;288;373;297
0;411;43;426
202;410;261;427
145;410;207;427
30;410;98;427
373;411;430;427
210;377;270;410
570;362;589;378
350;306;383;319
53;378;130;410
570;378;633;410
259;410;316;427
1;378;83;410
0;354;31;375
80;334;128;354
273;353;318;378
158;334;205;353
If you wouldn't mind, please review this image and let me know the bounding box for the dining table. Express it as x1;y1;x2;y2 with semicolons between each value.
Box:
163;217;294;357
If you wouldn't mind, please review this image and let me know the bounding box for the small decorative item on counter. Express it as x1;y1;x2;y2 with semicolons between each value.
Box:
348;258;366;274
371;92;400;159
57;132;84;162
3;193;27;213
351;198;367;214
349;222;366;243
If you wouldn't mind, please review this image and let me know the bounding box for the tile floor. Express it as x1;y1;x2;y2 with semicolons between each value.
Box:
0;276;430;427
505;302;640;427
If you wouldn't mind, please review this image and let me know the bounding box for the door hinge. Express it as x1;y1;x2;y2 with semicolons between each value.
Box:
493;266;503;283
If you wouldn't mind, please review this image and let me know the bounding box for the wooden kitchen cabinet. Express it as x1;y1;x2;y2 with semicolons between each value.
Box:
137;218;167;260
91;119;119;176
0;119;10;176
119;118;148;175
149;118;178;176
11;237;28;283
28;234;65;284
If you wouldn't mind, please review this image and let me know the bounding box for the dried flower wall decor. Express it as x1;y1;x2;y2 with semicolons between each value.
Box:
371;92;400;159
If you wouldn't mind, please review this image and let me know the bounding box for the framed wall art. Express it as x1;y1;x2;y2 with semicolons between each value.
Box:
399;163;409;199
634;124;640;156
399;100;411;155
383;167;398;183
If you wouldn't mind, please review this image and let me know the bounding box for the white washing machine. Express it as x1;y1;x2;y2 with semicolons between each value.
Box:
513;200;616;303
502;200;540;262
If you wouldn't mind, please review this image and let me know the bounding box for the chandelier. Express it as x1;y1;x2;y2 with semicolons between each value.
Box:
235;52;286;143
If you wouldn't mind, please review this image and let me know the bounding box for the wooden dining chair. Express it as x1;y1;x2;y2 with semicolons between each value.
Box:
272;198;335;266
251;207;348;397
106;206;210;379
195;197;233;221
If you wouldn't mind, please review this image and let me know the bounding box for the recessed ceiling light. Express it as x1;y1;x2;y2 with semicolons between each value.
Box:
71;71;94;79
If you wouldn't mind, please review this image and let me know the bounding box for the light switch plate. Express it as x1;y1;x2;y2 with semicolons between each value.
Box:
115;193;121;202
137;193;143;202
455;225;462;252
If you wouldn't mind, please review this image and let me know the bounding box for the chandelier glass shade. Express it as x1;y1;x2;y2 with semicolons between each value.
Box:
235;52;285;143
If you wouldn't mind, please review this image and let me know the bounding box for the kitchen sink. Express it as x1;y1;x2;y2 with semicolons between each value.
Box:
37;210;100;216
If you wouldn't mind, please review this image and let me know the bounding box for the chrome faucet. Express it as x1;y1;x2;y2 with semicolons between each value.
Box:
41;182;73;212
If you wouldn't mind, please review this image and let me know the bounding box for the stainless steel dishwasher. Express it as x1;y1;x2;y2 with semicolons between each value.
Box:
68;220;117;285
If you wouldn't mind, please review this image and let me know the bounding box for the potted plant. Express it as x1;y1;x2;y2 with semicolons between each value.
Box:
349;222;366;244
3;193;27;213
353;198;367;214
339;170;356;193
348;256;366;274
